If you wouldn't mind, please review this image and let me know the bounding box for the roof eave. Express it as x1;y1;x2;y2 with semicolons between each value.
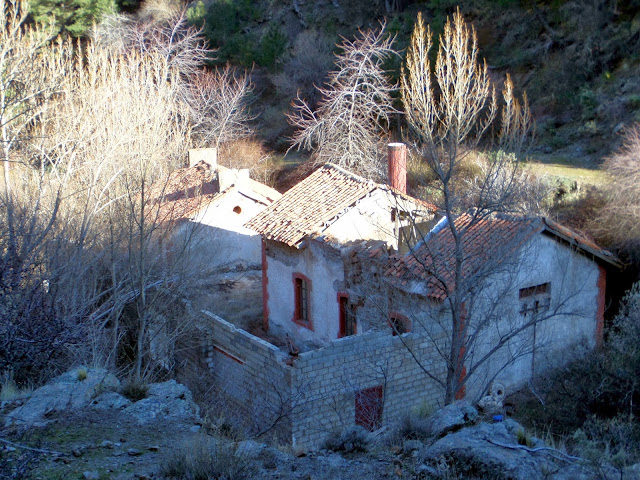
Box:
541;222;623;269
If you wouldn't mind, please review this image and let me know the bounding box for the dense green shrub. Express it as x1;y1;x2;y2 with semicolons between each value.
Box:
187;0;261;66
258;25;288;71
30;0;117;37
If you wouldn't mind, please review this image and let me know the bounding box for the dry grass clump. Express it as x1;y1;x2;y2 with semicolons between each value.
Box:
138;0;182;24
76;367;88;382
161;434;257;480
0;371;33;401
120;378;149;401
322;426;370;453
219;138;280;187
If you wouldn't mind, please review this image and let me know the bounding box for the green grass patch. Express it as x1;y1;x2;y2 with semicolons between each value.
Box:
524;160;612;187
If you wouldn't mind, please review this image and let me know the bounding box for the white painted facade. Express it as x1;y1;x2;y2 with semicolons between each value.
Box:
266;240;345;347
171;163;281;270
468;233;603;396
326;190;421;250
384;231;606;400
263;190;431;348
189;187;271;268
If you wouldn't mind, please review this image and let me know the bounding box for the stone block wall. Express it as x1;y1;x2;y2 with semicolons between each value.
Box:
288;330;446;449
201;311;446;450
201;311;292;442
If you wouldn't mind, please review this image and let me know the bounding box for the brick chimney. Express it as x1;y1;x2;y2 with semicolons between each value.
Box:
388;143;407;194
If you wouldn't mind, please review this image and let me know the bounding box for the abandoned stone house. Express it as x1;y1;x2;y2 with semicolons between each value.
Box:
359;211;622;400
190;145;620;449
244;144;435;347
157;148;281;269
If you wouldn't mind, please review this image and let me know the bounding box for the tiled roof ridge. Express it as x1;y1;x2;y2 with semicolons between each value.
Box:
387;211;621;300
455;212;620;266
246;162;436;247
540;217;622;267
321;162;377;187
245;164;378;246
323;163;435;212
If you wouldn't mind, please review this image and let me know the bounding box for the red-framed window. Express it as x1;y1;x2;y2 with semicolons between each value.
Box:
355;385;383;431
338;293;357;338
292;273;312;329
389;312;411;336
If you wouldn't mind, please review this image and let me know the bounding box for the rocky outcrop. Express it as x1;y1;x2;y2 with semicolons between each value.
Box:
424;400;479;439
415;413;639;480
4;369;200;428
4;368;119;427
420;419;556;480
123;380;200;424
90;391;132;410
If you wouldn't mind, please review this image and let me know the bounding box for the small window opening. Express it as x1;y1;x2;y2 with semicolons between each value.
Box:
519;282;551;317
355;386;383;431
293;274;311;327
389;313;411;336
339;294;357;338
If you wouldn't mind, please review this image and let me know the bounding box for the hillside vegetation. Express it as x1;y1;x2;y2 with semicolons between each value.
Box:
1;1;640;477
176;0;640;162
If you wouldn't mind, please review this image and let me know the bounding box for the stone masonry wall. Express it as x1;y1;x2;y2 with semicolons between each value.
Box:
200;311;292;442
201;311;447;450
288;330;447;449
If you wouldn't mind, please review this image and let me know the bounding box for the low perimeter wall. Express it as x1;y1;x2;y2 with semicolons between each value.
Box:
201;311;445;449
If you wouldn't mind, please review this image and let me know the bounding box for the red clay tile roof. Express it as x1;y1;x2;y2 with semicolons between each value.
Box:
149;161;280;224
147;161;219;224
245;164;434;247
388;212;620;300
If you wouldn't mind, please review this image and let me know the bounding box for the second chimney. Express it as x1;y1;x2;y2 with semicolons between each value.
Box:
388;143;407;194
188;147;217;169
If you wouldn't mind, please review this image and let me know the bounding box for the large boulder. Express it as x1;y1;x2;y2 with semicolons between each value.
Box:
420;419;555;480
424;401;478;439
4;368;119;427
122;380;200;424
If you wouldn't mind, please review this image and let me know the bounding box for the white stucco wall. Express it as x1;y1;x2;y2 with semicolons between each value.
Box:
327;189;423;250
384;232;604;401
263;188;432;347
188;189;268;268
470;233;602;396
266;241;346;348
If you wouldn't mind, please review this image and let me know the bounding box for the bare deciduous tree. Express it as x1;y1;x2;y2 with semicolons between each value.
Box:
94;9;254;153
400;10;539;404
288;23;397;180
41;41;201;381
273;29;335;110
186;66;255;149
0;0;260;386
93;5;211;77
593;123;640;258
0;0;92;384
0;0;68;265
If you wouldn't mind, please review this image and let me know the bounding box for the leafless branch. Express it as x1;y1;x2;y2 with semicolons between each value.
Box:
288;22;398;180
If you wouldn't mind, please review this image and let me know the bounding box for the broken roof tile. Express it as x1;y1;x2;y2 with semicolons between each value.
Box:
389;212;620;300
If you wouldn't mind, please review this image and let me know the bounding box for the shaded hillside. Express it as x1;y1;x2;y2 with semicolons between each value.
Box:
183;0;640;164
